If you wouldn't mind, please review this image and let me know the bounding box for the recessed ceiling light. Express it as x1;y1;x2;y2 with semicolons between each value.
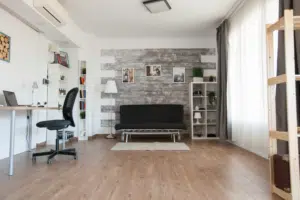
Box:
143;0;172;14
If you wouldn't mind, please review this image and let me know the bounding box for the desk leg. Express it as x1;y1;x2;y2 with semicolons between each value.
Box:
9;110;16;176
27;110;33;152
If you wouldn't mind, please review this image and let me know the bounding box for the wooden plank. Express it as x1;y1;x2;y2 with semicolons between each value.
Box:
269;131;289;141
266;30;277;192
273;185;292;200
267;17;285;32
268;74;300;85
284;9;300;200
268;74;287;85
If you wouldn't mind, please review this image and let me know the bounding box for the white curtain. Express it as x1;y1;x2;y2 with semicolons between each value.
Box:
227;0;278;158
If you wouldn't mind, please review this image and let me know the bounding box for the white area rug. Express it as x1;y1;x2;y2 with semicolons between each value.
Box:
111;142;190;151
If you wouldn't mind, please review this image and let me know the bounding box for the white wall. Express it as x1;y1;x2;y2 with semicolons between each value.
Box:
0;7;50;159
98;36;217;49
94;36;217;135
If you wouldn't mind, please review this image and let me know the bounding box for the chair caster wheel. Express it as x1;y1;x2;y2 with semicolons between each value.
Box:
74;155;78;160
32;157;36;163
47;159;53;164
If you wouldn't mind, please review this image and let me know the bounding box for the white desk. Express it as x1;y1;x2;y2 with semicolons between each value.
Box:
0;106;59;176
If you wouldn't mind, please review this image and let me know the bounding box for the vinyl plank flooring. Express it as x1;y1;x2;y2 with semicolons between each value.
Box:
0;139;282;200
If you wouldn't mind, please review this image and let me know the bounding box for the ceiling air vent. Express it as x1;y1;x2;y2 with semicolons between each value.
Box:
33;0;68;27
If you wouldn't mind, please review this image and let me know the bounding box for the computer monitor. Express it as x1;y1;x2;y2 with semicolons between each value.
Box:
3;91;18;106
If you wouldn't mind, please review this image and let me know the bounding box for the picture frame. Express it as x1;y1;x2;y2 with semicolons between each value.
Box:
145;65;161;77
0;32;11;63
122;68;135;83
59;51;69;68
173;67;185;83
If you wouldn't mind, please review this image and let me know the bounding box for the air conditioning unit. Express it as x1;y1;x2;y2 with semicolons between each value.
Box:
33;0;68;27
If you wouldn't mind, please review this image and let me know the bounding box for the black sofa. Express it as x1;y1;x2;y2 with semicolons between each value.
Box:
115;104;187;142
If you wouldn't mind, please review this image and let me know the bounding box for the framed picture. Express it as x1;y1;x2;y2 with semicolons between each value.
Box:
122;68;135;83
59;51;69;68
173;67;185;83
146;65;161;77
0;32;11;62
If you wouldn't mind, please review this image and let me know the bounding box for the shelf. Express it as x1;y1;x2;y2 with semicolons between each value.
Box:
192;82;217;84
267;15;300;32
207;124;217;126
48;63;69;69
193;110;206;112
207;110;217;112
193;123;206;126
193;96;207;98
268;74;300;85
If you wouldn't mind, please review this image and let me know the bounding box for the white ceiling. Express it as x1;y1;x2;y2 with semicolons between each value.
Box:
59;0;238;38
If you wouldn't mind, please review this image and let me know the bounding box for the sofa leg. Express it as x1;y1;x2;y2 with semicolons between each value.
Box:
125;133;129;143
173;134;176;143
121;132;125;142
178;132;181;141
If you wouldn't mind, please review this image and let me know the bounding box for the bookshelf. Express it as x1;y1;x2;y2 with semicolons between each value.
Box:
78;61;87;139
189;82;219;140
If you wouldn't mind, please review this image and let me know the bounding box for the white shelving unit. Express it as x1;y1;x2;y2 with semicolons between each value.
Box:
189;82;219;140
78;61;87;140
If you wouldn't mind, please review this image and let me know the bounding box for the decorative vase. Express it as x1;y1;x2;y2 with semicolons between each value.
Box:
195;106;200;111
193;77;203;82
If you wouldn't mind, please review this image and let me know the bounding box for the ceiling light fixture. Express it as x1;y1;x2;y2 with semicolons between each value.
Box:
143;0;172;14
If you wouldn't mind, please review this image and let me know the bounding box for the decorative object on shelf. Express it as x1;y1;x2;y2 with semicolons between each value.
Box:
194;112;202;125
82;67;86;75
59;88;67;96
104;80;118;139
193;90;203;96
58;103;62;109
209;76;216;82
208;91;216;106
32;81;38;106
204;69;217;82
80;76;85;85
60;75;65;81
80;111;86;119
146;65;161;77
195;106;200;111
42;78;49;85
173;67;185;83
0;32;11;62
122;68;135;83
192;68;203;82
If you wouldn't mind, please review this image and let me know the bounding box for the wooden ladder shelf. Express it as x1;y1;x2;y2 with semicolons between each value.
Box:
266;10;300;200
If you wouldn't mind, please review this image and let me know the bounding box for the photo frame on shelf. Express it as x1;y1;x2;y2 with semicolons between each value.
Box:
173;67;185;83
122;68;135;83
0;32;11;62
145;65;161;77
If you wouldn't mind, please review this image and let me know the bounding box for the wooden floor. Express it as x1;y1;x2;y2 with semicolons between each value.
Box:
0;139;281;200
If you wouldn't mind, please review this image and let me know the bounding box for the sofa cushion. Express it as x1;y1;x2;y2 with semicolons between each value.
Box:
115;123;187;130
119;104;184;124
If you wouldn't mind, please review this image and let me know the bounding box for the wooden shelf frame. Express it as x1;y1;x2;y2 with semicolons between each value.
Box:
268;74;300;85
266;10;300;200
267;16;300;32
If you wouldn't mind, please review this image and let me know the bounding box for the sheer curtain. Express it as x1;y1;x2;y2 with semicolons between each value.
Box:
227;0;278;158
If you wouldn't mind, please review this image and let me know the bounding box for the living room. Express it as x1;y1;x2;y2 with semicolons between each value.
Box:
0;0;298;199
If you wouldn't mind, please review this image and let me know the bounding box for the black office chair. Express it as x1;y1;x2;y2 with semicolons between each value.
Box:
32;87;79;164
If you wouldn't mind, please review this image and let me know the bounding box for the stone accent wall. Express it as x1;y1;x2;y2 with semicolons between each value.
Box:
100;49;216;133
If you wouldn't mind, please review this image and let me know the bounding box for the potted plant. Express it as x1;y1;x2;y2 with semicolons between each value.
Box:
80;111;86;119
192;68;203;82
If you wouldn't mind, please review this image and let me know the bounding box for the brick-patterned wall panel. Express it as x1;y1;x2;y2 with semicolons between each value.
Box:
100;49;216;133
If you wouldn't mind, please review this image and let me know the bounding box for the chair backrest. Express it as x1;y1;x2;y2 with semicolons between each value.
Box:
63;88;79;127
